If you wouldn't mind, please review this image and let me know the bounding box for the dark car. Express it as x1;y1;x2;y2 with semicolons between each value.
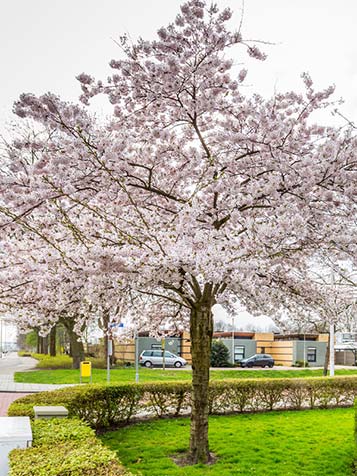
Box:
240;354;274;368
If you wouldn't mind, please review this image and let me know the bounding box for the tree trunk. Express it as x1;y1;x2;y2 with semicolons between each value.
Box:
38;336;48;354
49;327;56;357
323;335;330;376
189;296;214;464
36;332;40;354
101;310;110;360
104;333;109;361
63;321;85;369
70;335;85;369
110;339;116;366
42;336;49;355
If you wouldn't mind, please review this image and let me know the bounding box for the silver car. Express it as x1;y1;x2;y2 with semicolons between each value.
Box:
139;350;187;368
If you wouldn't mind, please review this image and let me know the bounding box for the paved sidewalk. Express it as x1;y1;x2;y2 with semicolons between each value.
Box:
0;374;74;393
0;352;76;393
0;393;33;416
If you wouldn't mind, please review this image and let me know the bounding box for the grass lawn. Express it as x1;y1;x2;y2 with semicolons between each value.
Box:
100;408;355;476
14;367;357;384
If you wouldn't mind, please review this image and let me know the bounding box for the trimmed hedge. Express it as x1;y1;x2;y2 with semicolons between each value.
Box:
9;376;357;430
9;418;131;476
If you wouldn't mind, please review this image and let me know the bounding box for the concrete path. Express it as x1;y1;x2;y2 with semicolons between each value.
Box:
0;352;75;393
0;352;75;416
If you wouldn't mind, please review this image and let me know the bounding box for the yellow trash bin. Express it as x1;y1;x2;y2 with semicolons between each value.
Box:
80;361;92;383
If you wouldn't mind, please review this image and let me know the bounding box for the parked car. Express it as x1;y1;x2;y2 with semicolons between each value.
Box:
240;354;274;368
139;350;187;368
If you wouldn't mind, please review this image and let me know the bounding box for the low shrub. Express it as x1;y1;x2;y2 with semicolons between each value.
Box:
20;352;107;369
33;354;73;369
294;360;309;368
31;418;94;446
9;418;130;476
9;376;357;430
87;357;106;369
17;351;32;357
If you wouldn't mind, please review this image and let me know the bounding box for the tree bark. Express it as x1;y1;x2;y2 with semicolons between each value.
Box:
42;336;49;355
189;292;214;464
36;332;40;354
63;321;85;369
49;326;56;357
39;336;48;354
323;334;330;376
100;310;110;360
110;339;116;366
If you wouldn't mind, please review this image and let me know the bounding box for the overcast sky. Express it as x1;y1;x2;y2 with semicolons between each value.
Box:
1;0;357;130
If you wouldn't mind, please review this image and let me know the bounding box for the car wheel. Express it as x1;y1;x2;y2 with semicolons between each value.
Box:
174;361;182;368
144;361;152;368
269;363;274;368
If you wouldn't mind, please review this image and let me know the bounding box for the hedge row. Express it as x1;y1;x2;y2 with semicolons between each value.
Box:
9;376;357;429
9;418;131;476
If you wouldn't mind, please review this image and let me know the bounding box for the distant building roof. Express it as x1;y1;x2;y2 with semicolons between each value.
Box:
213;331;254;339
274;333;319;341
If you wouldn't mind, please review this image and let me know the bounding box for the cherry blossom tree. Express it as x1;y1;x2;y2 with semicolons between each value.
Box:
0;225;130;367
1;0;356;463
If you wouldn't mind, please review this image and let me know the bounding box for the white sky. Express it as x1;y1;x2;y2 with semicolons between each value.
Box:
212;304;278;332
1;0;357;129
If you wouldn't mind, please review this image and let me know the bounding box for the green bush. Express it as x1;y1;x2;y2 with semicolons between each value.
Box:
86;357;106;369
31;418;94;446
9;376;357;430
210;340;231;367
8;384;144;427
33;354;73;369
294;360;309;368
17;351;32;357
9;418;130;476
20;352;107;369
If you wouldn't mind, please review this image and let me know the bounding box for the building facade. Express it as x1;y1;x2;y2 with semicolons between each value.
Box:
115;331;329;367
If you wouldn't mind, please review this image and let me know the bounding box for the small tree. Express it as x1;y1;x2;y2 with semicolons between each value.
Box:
24;331;37;352
210;340;230;367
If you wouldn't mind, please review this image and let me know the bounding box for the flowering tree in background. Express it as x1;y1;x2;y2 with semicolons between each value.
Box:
1;0;356;463
0;218;132;367
275;261;357;374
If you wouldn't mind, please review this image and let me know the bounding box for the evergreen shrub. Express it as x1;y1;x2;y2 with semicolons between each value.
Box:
210;340;231;367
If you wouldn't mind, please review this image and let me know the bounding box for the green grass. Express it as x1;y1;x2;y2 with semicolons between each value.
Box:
100;408;355;476
14;367;357;385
